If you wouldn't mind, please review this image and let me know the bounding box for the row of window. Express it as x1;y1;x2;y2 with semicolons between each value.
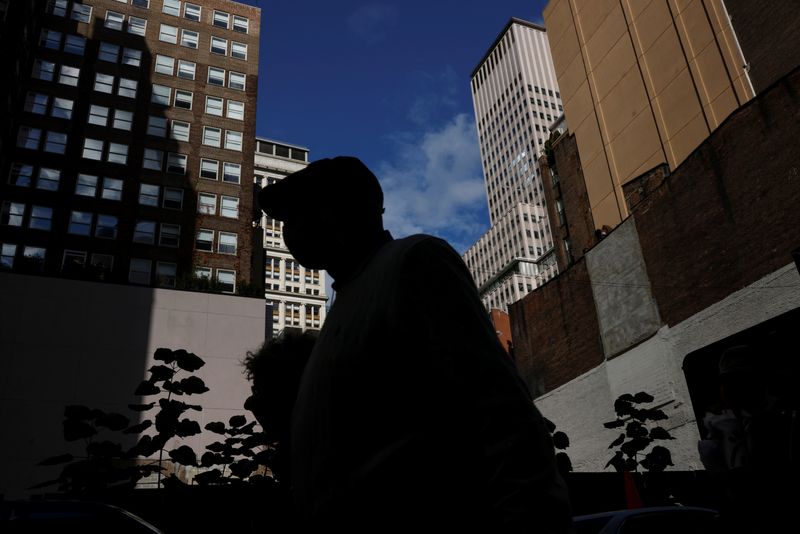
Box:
40;28;86;55
147;85;244;119
152;67;246;96
101;0;250;34
198;193;239;218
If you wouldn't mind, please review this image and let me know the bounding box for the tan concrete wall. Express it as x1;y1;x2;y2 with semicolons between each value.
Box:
0;272;265;497
543;0;753;230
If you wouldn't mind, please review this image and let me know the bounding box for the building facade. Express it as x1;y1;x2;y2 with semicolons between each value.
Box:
463;18;562;312
254;137;328;334
0;0;261;294
542;0;755;234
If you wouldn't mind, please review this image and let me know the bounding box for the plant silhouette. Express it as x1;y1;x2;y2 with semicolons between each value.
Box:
33;348;269;493
543;416;573;476
603;391;675;473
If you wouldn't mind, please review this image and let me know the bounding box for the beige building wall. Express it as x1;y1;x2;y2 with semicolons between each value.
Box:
543;0;754;230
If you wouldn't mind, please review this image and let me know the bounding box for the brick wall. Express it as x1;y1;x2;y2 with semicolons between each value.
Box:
509;258;604;397
629;66;800;327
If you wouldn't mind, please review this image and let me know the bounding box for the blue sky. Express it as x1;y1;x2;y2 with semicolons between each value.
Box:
241;0;549;254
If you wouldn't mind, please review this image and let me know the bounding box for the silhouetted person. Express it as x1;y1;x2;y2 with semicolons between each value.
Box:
258;156;572;532
244;329;317;486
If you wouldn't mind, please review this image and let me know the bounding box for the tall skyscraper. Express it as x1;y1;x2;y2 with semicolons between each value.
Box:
0;0;261;294
463;18;562;312
254;137;328;335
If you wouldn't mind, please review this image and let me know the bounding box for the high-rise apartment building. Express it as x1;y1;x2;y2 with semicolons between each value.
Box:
542;0;755;234
254;138;328;334
0;0;261;294
463;18;562;312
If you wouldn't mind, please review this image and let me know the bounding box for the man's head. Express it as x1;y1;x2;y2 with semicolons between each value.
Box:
258;156;385;270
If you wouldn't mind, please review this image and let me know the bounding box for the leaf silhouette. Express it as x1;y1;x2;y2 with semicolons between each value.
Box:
128;402;156;412
625;421;648;439
632;391;655;404
154;348;176;363
205;422;226;435
605;451;626;472
229;415;247;428
134;381;160;396
179;376;209;395
162;380;184;395
555;452;573;473
621;437;651;457
123;420;153;434
609;433;625;448
552;431;569;450
542;417;557;433
645;409;669;421
194;469;222;485
95;412;130;431
229;459;256;479
148;365;176;382
175;350;205;372
63;419;97;441
175;419;202;438
614;398;634;417
169;445;197;466
649;427;674;440
206;441;226;453
603;419;625;429
64;405;92;420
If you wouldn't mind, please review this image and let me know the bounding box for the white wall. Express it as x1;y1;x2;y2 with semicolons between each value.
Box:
0;272;265;498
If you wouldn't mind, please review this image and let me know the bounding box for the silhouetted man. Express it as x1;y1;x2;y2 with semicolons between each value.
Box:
258;156;572;532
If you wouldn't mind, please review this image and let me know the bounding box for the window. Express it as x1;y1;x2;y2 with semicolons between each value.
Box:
163;188;183;210
233;15;249;33
205;96;223;116
129;258;152;284
222;162;241;184
118;78;137;98
41;29;62;49
58;65;80;86
94;73;114;93
195;266;211;279
217;270;235;293
113;109;133;131
210;36;227;55
128;16;146;35
1;202;24;226
32;60;55;81
212;10;229;28
18;127;41;150
159;24;178;43
91;254;114;278
155;54;175;75
106;143;128;164
226;100;244;120
101;177;123;200
132;0;149;8
200;159;218;180
175;89;193;109
218;232;237;254
208;67;225;86
170;120;190;142
95;214;118;239
133;220;156;244
147;114;165;136
231;42;247;60
44;131;67;154
184;3;200;21
220;196;239;218
202;127;221;147
105;11;124;30
48;0;68;17
151;84;171;105
180;29;198;48
159;224;180;247
25;93;48;115
196;229;213;251
143;148;163;170
167;153;187;174
228;71;246;90
156;262;177;288
51;97;73;119
198;193;216;214
139;183;159;206
9;164;34;187
36;167;60;191
1;244;15;270
23;247;46;272
224;130;242;151
88;105;109;126
177;60;195;80
122;48;142;67
75;174;97;196
70;3;92;23
68;210;91;235
162;0;180;16
83;138;103;161
98;43;119;62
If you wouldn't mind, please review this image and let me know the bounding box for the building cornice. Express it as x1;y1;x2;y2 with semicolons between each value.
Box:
470;17;547;79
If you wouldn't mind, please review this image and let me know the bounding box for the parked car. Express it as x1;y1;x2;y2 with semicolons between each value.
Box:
0;499;163;533
572;505;721;534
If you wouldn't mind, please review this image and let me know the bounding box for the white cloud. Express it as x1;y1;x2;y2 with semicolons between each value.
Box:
377;113;490;254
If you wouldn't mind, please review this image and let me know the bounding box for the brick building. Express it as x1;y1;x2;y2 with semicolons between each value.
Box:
0;0;262;294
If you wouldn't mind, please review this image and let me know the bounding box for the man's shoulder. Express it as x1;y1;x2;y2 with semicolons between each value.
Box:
387;234;456;257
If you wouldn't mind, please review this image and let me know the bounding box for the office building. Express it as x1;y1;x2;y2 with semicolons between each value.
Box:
542;0;755;234
255;138;328;334
0;0;262;293
463;18;562;312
